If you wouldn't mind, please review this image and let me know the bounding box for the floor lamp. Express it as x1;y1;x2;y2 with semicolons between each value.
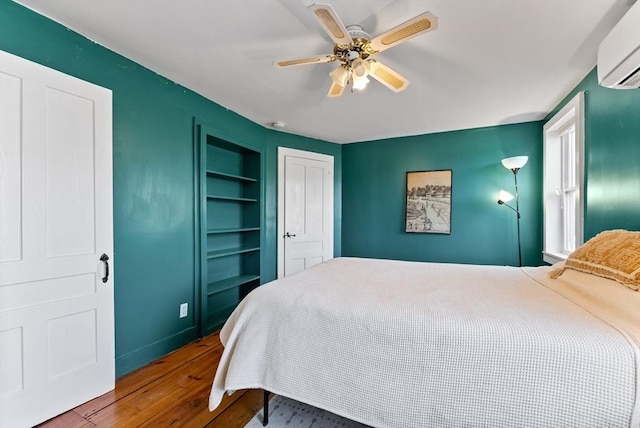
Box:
497;156;528;266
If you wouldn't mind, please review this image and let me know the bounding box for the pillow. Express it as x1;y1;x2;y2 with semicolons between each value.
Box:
548;229;640;291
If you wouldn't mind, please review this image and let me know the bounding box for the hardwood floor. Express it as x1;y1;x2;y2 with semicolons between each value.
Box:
38;333;264;428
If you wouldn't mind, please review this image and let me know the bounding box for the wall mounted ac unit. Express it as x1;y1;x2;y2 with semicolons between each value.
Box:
597;1;640;89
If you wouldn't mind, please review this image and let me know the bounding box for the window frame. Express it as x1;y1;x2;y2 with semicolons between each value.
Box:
542;92;585;265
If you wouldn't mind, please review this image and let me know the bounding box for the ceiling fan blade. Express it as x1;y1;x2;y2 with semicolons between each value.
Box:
369;12;437;53
327;81;346;97
368;60;409;92
273;55;336;67
308;3;353;46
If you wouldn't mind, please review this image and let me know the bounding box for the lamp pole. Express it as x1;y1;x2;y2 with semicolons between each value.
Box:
512;169;522;267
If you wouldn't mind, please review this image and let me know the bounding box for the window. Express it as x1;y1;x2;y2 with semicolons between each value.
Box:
543;92;584;265
560;123;577;252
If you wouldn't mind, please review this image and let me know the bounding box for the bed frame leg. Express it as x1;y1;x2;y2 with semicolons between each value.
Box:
262;389;269;426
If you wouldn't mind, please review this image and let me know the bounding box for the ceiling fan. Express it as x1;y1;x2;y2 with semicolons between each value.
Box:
273;3;438;97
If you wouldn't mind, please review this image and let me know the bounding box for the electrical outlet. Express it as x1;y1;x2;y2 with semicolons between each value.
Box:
179;303;188;318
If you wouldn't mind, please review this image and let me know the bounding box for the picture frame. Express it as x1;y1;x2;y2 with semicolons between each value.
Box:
405;169;452;234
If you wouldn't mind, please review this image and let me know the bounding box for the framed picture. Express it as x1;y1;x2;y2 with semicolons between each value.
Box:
405;169;452;234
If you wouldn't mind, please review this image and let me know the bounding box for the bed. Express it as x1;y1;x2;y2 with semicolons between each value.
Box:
209;230;640;428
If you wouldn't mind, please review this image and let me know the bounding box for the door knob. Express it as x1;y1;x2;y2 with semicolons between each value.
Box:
284;232;296;238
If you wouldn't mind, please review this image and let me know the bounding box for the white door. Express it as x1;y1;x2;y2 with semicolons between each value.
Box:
277;148;333;278
0;50;114;427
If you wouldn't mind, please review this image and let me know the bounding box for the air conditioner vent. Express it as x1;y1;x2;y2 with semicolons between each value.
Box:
619;65;640;87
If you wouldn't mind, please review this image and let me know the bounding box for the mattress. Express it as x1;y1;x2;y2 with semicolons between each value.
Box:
209;257;640;428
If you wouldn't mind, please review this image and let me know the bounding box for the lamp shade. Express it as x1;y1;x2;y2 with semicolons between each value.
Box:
352;59;370;78
498;190;514;202
352;74;369;90
501;156;528;170
330;66;349;87
350;59;369;90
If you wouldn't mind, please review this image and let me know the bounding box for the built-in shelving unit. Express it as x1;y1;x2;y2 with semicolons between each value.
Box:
197;124;263;335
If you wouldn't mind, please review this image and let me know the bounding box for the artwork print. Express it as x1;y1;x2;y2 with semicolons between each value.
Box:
405;170;452;234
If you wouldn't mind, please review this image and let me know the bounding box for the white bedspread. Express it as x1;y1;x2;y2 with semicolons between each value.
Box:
209;257;640;428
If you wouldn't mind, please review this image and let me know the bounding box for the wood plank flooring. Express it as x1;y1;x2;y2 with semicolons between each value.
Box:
38;333;264;428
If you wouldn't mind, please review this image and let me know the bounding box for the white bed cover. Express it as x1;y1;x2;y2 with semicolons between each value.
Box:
209;257;640;428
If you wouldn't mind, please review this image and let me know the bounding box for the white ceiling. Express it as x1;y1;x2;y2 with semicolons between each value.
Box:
15;0;633;143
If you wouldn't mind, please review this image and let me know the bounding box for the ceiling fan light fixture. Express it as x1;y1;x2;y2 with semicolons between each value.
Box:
330;66;349;87
352;74;370;91
352;59;369;78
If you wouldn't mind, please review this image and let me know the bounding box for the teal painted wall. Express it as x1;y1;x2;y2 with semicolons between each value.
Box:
0;0;341;376
342;122;544;267
341;68;639;266
544;68;640;238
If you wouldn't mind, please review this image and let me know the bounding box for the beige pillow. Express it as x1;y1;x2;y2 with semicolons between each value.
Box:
549;229;640;291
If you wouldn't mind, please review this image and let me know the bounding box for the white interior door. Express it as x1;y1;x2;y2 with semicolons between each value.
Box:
0;50;114;427
277;148;333;278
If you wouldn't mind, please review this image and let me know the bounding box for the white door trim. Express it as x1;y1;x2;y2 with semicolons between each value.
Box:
277;147;334;278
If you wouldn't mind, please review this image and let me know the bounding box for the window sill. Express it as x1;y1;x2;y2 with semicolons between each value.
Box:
543;251;568;265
